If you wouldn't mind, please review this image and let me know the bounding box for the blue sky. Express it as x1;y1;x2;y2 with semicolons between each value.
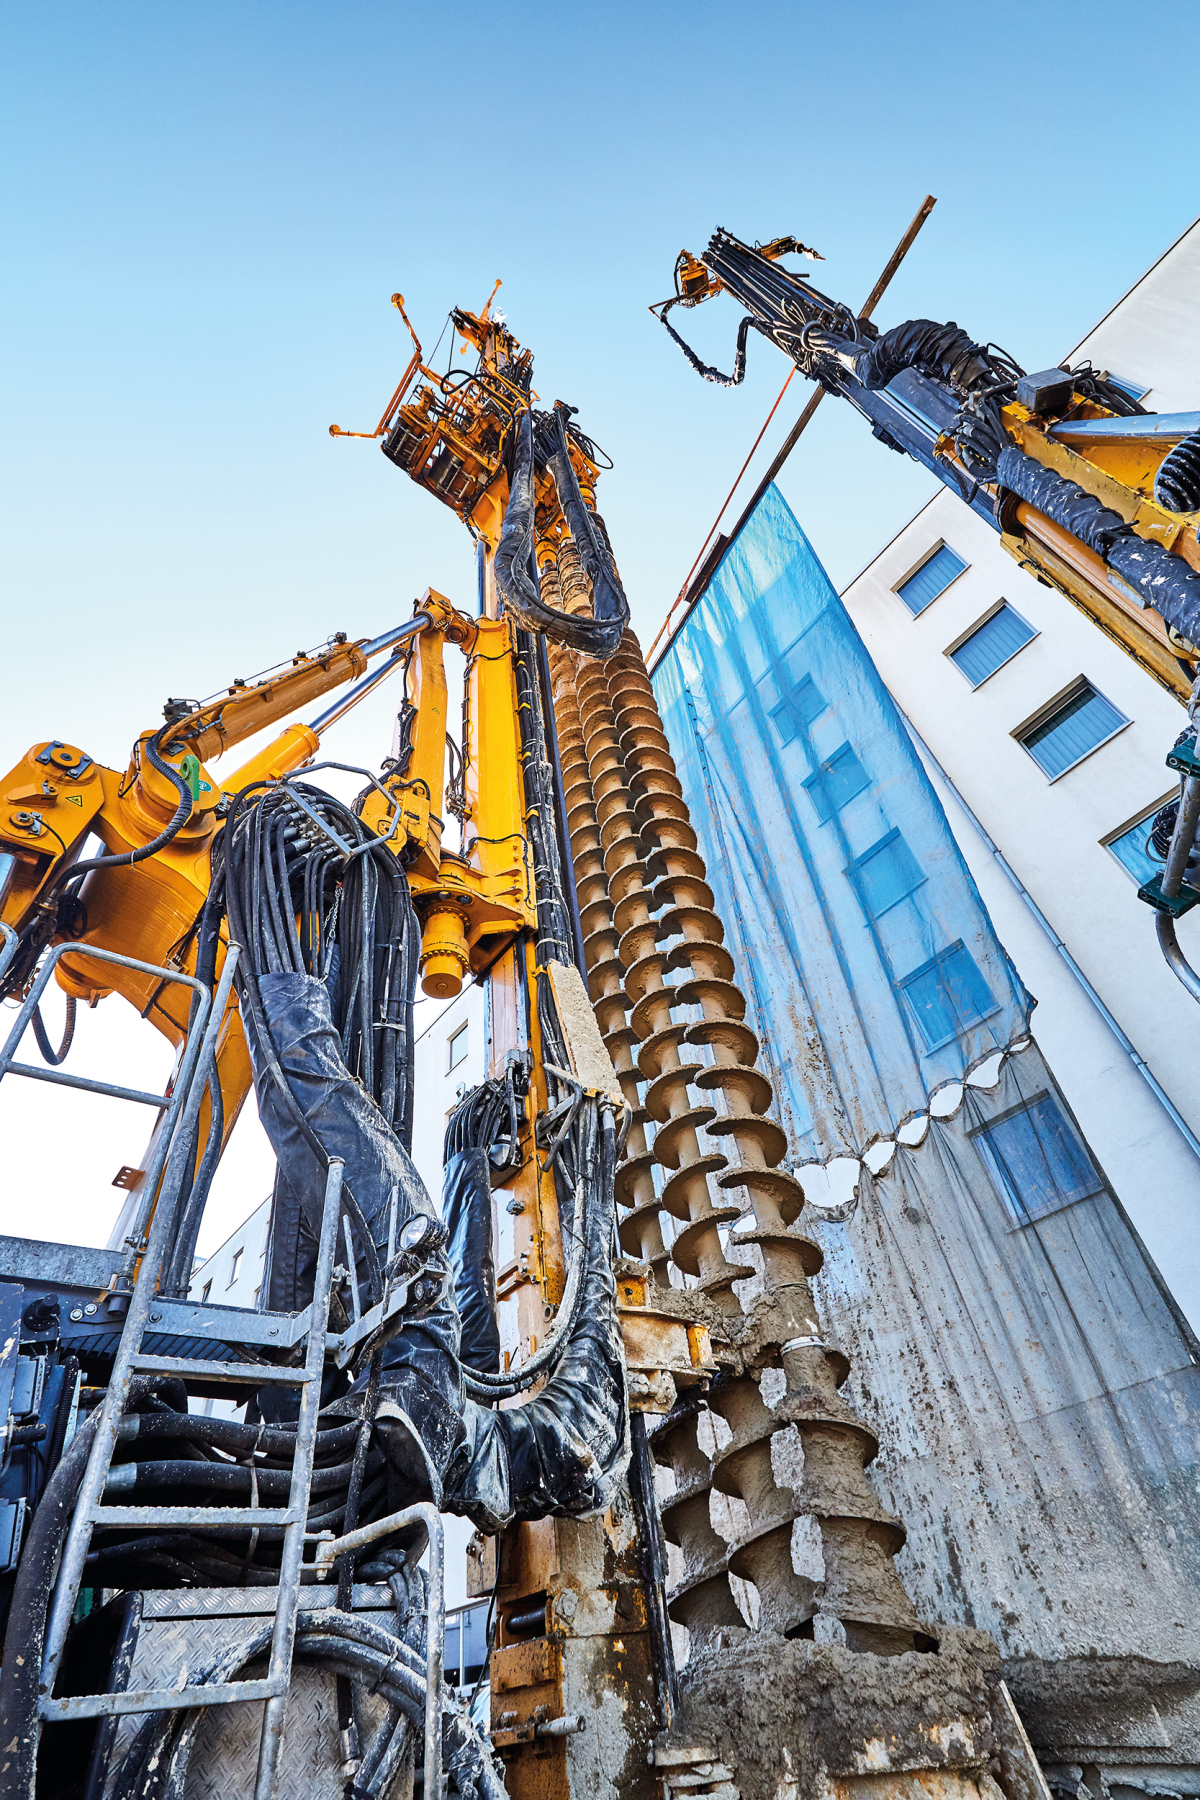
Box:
3;0;1199;1247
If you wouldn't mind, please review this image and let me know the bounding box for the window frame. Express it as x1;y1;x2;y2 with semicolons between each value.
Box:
1100;791;1174;885
849;828;926;920
228;1248;242;1289
1011;676;1131;783
200;1279;211;1304
892;540;969;618
802;741;870;825
943;600;1039;690
967;1087;1106;1226
897;938;1000;1052
1105;373;1151;404
448;1022;469;1071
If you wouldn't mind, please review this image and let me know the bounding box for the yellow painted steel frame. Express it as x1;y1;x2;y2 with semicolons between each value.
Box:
944;399;1200;704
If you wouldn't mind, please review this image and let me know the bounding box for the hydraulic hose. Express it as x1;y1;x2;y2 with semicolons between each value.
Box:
30;996;76;1066
65;728;194;879
161;1070;224;1295
102;1455;357;1500
494;410;629;658
116;1408;362;1461
460;1113;598;1399
109;1609;504;1800
658;299;755;386
996;445;1200;646
0;1378;186;1800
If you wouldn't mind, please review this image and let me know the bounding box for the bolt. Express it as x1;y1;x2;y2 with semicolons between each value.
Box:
83;1303;97;1316
69;1308;83;1322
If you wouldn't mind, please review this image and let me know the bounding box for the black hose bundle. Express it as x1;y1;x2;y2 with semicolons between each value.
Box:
1155;431;1200;515
853;318;1011;396
219;779;420;1138
107;1606;504;1800
444;1065;524;1168
1066;361;1149;418
0;1376;189;1800
996;445;1200;645
493;407;630;658
191;774;425;1321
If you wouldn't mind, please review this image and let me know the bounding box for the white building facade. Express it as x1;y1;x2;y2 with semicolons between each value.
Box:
840;215;1200;1330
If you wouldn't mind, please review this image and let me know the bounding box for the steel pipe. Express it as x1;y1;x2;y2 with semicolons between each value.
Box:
308;615;432;733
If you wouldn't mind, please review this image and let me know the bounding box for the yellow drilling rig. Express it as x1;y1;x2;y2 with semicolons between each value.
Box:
0;259;1118;1800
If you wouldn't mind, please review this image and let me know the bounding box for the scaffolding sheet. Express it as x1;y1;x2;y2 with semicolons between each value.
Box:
652;486;1200;1677
652;483;1032;1165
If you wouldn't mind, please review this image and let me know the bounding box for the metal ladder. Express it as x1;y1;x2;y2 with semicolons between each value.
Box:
0;939;344;1800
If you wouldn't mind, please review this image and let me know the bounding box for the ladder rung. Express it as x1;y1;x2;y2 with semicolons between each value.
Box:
89;1505;302;1530
129;1353;311;1385
41;1676;284;1722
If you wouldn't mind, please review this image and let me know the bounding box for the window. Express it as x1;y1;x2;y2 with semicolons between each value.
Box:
769;674;825;746
1016;681;1129;780
853;830;924;918
228;1248;242;1288
896;544;967;616
253;1285;261;1309
1106;373;1150;404
1108;817;1165;892
948;605;1037;687
899;941;996;1050
803;743;869;824
448;1023;469;1070
971;1090;1104;1224
200;1279;211;1304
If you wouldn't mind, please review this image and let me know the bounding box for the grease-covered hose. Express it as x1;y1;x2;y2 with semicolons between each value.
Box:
108;1609;505;1800
494;409;629;658
0;1378;187;1800
997;444;1200;646
656;299;754;387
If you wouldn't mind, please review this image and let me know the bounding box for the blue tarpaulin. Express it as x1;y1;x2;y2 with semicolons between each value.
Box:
649;484;1200;1682
651;483;1032;1166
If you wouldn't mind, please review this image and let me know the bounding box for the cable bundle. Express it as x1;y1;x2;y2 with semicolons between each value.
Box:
218;778;420;1140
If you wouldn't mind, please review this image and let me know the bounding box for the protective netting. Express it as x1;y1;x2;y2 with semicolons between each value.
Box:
652;483;1032;1162
651;486;1200;1674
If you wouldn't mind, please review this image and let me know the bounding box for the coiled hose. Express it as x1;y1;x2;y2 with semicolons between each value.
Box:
107;1610;505;1800
1154;431;1200;515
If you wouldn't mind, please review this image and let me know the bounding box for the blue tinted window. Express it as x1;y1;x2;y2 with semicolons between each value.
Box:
1107;812;1162;887
896;544;967;616
950;606;1036;686
899;940;995;1049
769;674;825;746
803;743;869;824
1107;373;1150;403
854;830;924;917
973;1091;1103;1224
1020;683;1127;779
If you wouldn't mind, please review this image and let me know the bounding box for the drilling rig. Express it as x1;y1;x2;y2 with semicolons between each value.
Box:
0;275;1055;1800
655;227;1200;1004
